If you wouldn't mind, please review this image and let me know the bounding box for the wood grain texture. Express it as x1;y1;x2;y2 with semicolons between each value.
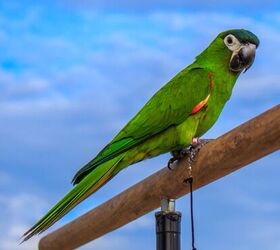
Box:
39;104;280;250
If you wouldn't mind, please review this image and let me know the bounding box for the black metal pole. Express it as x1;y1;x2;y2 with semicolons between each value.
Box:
155;199;181;250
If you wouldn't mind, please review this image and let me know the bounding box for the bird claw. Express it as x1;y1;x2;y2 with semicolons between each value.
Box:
187;138;213;163
167;158;177;170
167;138;213;171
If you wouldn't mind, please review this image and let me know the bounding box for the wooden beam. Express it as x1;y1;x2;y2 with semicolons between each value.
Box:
39;104;280;250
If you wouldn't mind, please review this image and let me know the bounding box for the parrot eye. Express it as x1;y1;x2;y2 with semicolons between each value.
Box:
227;36;233;44
224;34;240;51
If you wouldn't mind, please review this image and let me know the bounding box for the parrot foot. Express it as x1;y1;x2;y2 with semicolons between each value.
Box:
167;138;213;170
188;138;213;163
167;148;190;170
167;157;177;170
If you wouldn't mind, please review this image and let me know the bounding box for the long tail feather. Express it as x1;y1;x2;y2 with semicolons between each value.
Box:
22;154;125;242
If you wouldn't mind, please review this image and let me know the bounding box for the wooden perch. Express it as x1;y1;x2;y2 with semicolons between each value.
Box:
39;104;280;250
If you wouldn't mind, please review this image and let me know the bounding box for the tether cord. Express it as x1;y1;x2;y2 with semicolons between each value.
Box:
186;177;197;250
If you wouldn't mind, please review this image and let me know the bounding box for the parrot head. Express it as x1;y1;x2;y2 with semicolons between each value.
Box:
220;29;259;73
197;29;259;74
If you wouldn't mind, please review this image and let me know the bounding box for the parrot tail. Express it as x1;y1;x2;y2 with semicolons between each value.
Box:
21;154;125;242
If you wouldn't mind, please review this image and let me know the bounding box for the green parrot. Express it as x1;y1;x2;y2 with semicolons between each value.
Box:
23;29;259;241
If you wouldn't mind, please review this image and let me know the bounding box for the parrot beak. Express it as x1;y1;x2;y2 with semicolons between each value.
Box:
229;43;256;73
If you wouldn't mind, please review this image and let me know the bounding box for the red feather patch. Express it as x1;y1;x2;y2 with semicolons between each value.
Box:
191;94;210;114
191;72;213;115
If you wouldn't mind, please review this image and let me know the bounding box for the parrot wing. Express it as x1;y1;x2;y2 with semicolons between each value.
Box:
72;66;212;184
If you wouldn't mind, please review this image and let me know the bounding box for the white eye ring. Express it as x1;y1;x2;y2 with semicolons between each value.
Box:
224;34;240;51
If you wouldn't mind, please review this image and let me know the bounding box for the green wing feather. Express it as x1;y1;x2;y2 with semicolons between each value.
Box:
22;65;212;241
72;66;211;184
22;154;126;242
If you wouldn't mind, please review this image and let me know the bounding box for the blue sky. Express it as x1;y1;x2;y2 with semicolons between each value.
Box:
0;1;280;249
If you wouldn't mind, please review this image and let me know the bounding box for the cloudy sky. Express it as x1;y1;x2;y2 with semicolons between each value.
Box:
0;1;279;249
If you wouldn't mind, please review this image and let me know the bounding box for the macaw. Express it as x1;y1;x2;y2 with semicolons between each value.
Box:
23;29;259;241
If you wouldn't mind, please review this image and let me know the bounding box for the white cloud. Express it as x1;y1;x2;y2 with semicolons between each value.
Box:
122;214;154;231
0;70;50;99
236;74;280;99
225;189;280;213
0;97;71;116
80;234;132;250
221;218;280;250
79;214;155;250
150;12;254;33
0;193;49;250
